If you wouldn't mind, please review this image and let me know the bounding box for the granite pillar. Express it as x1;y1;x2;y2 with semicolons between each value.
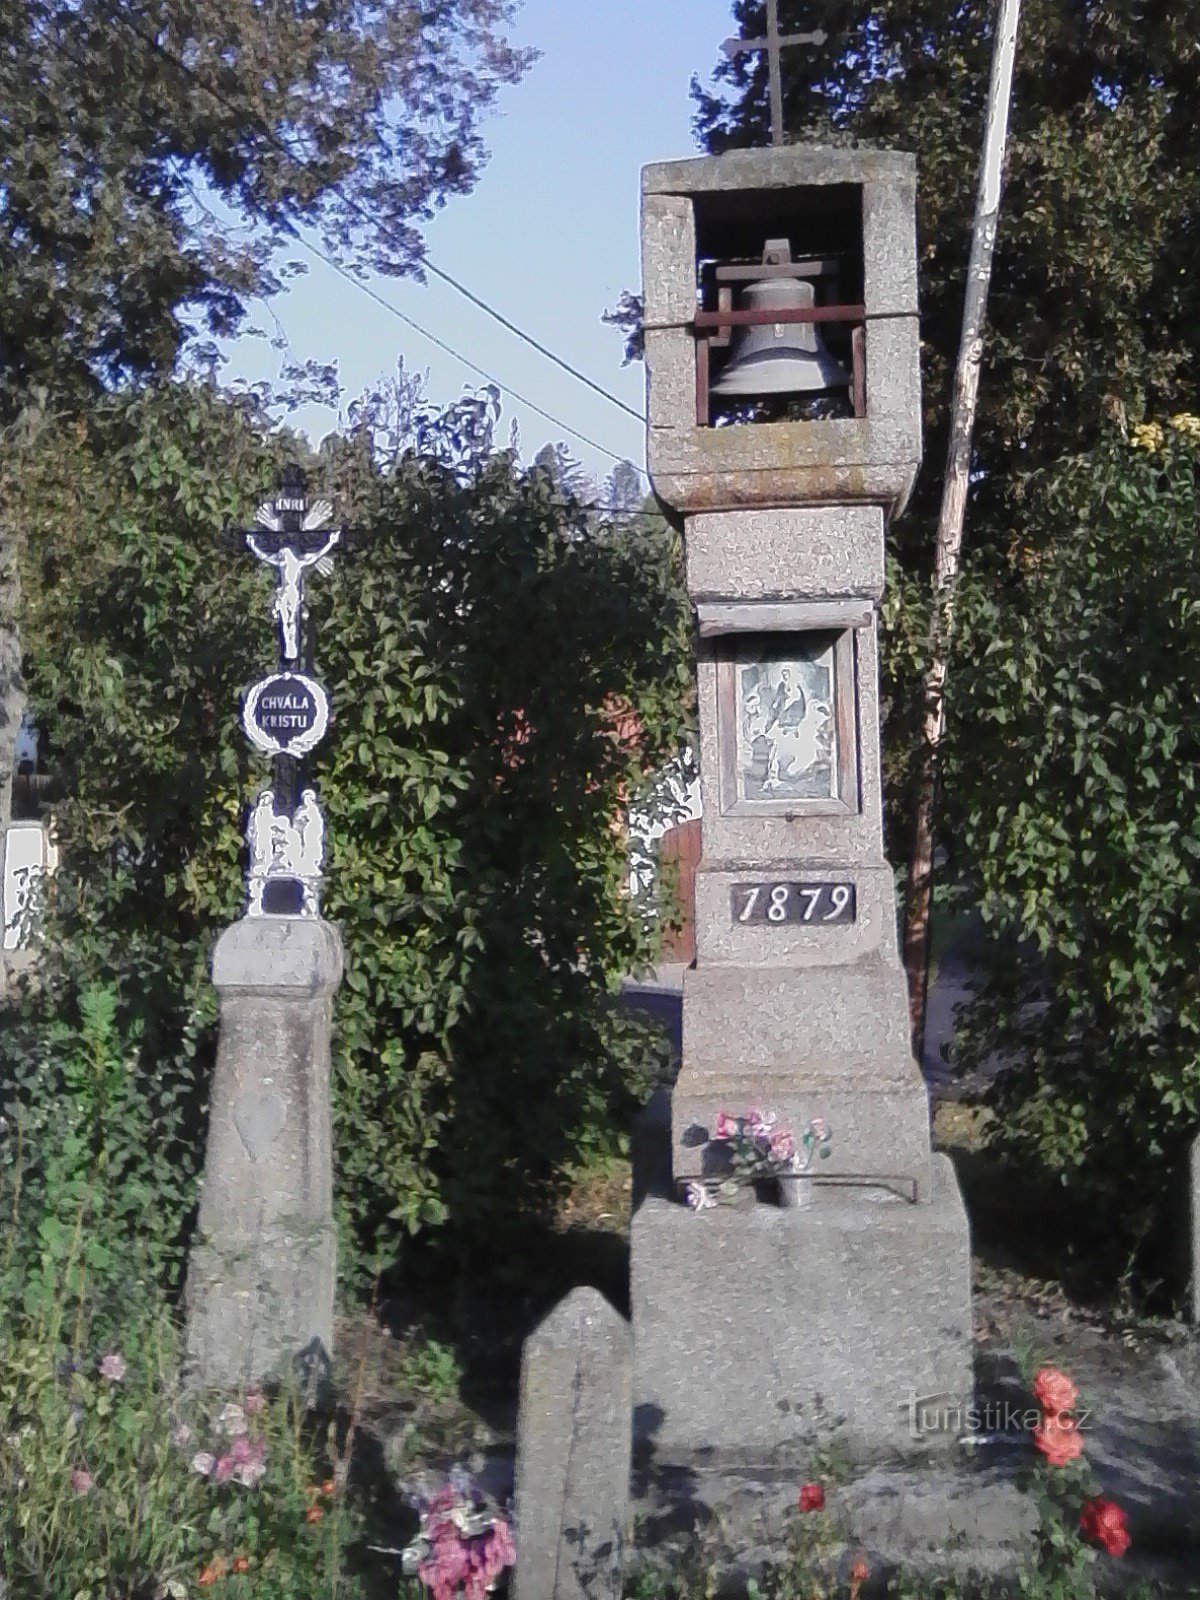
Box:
184;915;342;1389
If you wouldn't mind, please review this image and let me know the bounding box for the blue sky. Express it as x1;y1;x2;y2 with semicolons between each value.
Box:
219;0;736;491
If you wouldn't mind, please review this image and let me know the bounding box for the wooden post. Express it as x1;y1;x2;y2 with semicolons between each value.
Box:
903;0;1023;1054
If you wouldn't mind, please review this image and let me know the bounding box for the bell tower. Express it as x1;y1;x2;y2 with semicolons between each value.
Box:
631;145;973;1461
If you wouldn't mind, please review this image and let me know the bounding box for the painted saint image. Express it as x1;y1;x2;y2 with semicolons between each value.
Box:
735;641;836;803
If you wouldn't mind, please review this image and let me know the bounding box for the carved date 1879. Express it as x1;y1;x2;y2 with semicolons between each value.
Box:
732;881;856;925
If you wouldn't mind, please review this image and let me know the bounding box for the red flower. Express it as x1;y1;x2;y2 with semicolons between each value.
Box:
798;1481;825;1512
232;1556;251;1574
1032;1413;1083;1467
1033;1366;1079;1417
198;1558;226;1586
305;1504;325;1524
1080;1497;1131;1558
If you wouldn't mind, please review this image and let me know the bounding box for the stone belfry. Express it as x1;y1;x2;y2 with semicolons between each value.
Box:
631;138;974;1456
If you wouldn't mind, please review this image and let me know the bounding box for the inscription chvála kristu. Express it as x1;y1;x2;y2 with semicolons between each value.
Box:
232;466;341;919
242;671;330;758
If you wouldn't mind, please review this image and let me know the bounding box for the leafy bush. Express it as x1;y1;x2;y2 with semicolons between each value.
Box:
3;378;691;1276
0;1288;373;1598
944;423;1200;1278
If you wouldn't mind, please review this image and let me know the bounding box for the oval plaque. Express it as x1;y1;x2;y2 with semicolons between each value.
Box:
242;672;330;757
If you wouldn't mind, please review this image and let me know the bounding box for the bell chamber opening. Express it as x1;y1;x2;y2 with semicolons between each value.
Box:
693;182;865;429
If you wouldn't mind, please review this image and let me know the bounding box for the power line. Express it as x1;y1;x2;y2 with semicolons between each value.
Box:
421;260;645;424
110;9;648;433
286;235;634;464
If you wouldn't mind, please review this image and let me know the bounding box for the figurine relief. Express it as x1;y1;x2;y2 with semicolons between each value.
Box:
246;787;326;917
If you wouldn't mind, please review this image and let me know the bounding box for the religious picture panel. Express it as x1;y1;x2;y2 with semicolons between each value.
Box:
732;636;838;807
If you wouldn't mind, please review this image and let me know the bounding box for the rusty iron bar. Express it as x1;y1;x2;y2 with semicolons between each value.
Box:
852;325;867;418
695;333;711;427
694;304;865;329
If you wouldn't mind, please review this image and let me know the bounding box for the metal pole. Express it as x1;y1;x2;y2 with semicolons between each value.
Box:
766;0;785;145
903;0;1023;1053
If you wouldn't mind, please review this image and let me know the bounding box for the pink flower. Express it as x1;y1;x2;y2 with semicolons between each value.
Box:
713;1112;738;1140
1033;1367;1079;1418
230;1434;267;1487
243;1389;267;1416
745;1107;777;1137
214;1454;235;1484
1033;1414;1083;1468
191;1451;216;1477
71;1466;93;1496
98;1352;126;1382
769;1128;796;1163
215;1402;247;1436
1080;1497;1131;1558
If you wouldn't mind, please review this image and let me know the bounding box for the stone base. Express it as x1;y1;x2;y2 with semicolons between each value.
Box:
183;916;342;1390
631;1122;972;1460
184;1224;336;1390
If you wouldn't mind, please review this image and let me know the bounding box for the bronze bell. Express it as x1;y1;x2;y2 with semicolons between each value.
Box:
712;275;850;398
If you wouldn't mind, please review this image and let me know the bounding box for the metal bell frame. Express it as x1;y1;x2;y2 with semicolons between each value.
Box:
693;240;867;426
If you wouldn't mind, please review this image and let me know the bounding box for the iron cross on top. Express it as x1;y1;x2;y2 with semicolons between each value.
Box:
722;0;827;147
241;465;341;667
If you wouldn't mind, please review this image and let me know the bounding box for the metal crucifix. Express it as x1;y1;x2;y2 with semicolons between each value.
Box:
722;0;827;147
230;465;341;919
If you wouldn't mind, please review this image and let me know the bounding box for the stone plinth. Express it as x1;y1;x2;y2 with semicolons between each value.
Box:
513;1287;633;1600
184;916;342;1389
631;1121;972;1460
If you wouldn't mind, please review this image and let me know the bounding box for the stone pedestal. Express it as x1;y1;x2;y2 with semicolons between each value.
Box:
184;916;342;1389
632;1099;972;1459
633;143;974;1466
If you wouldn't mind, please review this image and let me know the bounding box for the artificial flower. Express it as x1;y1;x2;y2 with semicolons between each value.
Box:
768;1127;796;1163
798;1481;825;1512
191;1451;216;1478
713;1112;738;1140
1080;1497;1131;1558
243;1389;267;1416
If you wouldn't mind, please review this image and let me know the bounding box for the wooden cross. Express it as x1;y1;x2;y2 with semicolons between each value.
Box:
721;0;827;147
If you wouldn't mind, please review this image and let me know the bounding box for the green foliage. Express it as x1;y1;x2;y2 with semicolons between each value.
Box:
944;429;1200;1268
0;967;380;1597
396;1338;462;1405
0;0;532;408
0;1291;373;1598
4;378;691;1275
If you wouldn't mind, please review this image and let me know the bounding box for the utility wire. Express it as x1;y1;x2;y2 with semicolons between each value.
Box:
110;8;648;435
420;259;645;423
284;235;633;464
